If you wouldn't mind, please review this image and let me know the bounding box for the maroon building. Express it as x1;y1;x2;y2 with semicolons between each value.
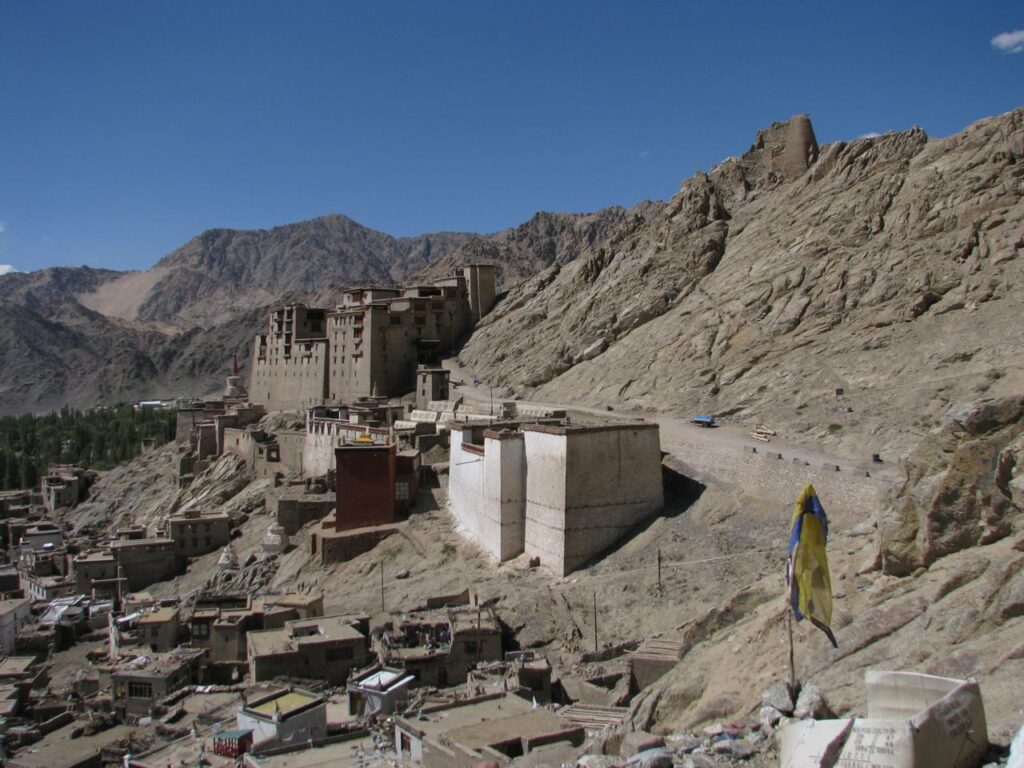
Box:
333;442;422;532
335;443;396;531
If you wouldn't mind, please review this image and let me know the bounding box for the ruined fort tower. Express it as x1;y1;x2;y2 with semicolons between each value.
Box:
779;113;819;179
250;265;496;412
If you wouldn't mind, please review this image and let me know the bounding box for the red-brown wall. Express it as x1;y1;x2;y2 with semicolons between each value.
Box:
335;444;396;531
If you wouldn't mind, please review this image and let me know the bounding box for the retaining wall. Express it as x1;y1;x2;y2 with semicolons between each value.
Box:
667;436;895;523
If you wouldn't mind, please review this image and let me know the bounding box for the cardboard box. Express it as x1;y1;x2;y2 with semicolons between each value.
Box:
777;671;988;768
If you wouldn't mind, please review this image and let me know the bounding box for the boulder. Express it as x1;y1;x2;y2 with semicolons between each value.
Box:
621;731;665;758
712;737;755;759
761;681;795;715
880;396;1024;575
759;704;783;731
793;683;832;719
626;748;673;768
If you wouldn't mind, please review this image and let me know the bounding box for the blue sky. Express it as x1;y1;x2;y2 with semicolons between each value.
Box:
1;1;1021;274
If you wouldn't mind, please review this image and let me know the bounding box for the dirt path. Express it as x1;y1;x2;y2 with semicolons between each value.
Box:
442;357;902;480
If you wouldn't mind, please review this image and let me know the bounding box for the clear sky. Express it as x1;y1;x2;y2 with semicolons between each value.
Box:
1;1;1021;274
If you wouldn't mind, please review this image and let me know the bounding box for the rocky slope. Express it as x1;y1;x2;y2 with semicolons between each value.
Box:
412;205;662;290
459;109;1024;459
628;395;1024;742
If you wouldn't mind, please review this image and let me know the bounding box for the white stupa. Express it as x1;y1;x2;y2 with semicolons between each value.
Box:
217;544;238;571
261;524;289;555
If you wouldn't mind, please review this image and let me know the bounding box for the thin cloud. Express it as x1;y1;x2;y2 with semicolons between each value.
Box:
0;222;6;233
0;265;17;276
991;29;1024;53
639;150;651;160
858;131;882;139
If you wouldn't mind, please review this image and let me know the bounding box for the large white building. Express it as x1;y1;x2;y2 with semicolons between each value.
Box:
449;420;664;576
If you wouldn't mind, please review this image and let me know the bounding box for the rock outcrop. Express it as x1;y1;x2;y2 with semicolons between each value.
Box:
880;395;1024;575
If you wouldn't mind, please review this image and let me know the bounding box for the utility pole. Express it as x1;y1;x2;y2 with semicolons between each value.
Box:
657;549;662;592
379;562;385;613
593;592;598;653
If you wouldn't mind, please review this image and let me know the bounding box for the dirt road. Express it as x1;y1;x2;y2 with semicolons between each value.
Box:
442;357;902;480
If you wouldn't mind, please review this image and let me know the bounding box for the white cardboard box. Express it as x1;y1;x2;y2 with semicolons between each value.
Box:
777;671;988;768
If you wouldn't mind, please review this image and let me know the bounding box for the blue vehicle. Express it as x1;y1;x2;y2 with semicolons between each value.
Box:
691;415;717;427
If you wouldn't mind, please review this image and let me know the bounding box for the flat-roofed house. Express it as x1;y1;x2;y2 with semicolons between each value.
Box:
379;606;502;688
137;607;181;652
246;614;371;684
236;688;326;747
111;648;207;720
167;509;231;559
393;693;585;768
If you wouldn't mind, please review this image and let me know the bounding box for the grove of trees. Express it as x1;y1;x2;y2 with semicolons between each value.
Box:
0;405;177;491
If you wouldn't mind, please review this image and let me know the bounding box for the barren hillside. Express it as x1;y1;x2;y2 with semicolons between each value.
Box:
458;109;1024;460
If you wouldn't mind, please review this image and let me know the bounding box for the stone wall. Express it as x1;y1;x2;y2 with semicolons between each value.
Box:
277;431;306;475
667;436;894;525
308;521;398;564
223;428;257;466
276;494;336;535
250;337;328;413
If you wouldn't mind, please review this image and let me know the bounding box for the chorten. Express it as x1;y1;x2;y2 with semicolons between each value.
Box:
224;355;248;401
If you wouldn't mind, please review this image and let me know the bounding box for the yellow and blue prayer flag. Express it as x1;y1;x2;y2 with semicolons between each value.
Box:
787;484;837;648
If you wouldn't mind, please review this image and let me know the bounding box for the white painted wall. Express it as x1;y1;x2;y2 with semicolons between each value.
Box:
449;430;527;562
452;423;663;577
237;701;326;746
522;430;570;575
482;434;526;560
560;426;663;575
449;429;487;547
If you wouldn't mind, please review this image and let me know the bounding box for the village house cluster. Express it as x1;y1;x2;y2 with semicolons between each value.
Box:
0;263;675;768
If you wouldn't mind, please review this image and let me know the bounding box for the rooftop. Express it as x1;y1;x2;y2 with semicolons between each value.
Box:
253;592;322;611
110;648;205;680
74;550;116;563
352;668;415;692
0;656;38;676
5;723;135;768
241;739;368;768
444;708;577;751
449;608;499;636
109;537;174;549
248;614;365;656
168;509;230;522
397;693;534;740
245;689;322;719
0;597;31;613
137;607;179;625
